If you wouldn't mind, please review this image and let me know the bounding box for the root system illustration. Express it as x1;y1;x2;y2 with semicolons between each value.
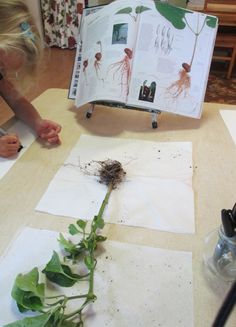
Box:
94;40;103;80
167;68;191;98
108;48;133;95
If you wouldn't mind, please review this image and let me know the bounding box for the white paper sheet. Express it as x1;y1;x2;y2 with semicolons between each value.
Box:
36;135;194;233
220;109;236;146
0;227;194;327
0;121;36;180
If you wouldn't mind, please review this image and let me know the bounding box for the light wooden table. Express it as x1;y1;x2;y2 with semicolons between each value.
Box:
0;89;236;326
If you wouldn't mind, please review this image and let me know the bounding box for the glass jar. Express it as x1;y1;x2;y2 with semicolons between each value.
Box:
203;225;236;282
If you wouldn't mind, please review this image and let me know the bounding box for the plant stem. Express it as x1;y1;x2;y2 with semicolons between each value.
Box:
62;182;113;322
97;182;113;218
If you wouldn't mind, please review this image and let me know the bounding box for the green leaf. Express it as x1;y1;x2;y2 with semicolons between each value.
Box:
154;2;192;29
58;233;77;253
15;268;44;296
4;312;52;327
42;251;65;274
68;224;80;235
11;285;44;312
115;7;132;15
42;251;81;287
206;15;217;28
76;219;87;231
96;235;107;243
80;239;89;250
135;6;150;14
93;215;105;230
11;268;44;312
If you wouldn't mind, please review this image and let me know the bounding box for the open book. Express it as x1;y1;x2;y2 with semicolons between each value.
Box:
74;0;218;119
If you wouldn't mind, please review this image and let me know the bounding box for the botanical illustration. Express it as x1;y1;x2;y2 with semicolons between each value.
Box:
107;48;133;96
154;2;217;99
82;58;88;85
94;40;103;80
154;24;174;55
115;5;150;22
107;5;151;96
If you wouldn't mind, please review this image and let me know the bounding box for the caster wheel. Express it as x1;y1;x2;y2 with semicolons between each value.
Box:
152;121;158;129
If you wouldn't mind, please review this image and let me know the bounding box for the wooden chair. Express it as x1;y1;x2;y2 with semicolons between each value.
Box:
203;0;236;79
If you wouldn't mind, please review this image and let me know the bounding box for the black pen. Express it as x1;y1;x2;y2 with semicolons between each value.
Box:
0;127;24;152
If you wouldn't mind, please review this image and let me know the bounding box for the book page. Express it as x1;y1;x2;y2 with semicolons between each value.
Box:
75;0;142;107
68;6;103;99
127;1;218;118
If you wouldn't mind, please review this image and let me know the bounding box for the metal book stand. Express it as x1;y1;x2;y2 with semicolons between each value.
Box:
85;103;162;129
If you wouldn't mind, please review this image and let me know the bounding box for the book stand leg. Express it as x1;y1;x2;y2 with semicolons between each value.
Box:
86;103;95;118
85;104;161;129
151;110;162;129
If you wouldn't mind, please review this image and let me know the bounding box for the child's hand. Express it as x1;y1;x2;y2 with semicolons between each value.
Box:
0;134;21;158
35;119;61;144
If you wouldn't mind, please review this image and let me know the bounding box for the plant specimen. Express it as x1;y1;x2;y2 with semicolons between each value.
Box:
107;48;133;96
5;160;126;327
154;2;217;98
115;5;150;22
94;41;103;80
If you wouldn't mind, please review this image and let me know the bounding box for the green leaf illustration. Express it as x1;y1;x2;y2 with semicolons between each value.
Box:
154;2;192;29
115;7;132;15
135;6;150;14
206;15;217;28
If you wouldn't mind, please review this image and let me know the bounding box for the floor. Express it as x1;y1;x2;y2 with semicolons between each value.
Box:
0;47;235;125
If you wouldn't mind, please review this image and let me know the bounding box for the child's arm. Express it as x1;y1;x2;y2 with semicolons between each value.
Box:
0;77;61;144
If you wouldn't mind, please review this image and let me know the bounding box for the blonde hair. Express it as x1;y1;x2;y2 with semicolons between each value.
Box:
0;0;42;77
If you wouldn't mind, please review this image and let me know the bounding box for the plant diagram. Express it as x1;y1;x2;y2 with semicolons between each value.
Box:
154;2;217;98
107;5;151;95
107;47;133;96
94;40;103;80
155;24;174;55
115;5;150;22
82;58;88;85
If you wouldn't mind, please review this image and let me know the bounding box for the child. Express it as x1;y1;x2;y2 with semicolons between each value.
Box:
0;0;61;158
